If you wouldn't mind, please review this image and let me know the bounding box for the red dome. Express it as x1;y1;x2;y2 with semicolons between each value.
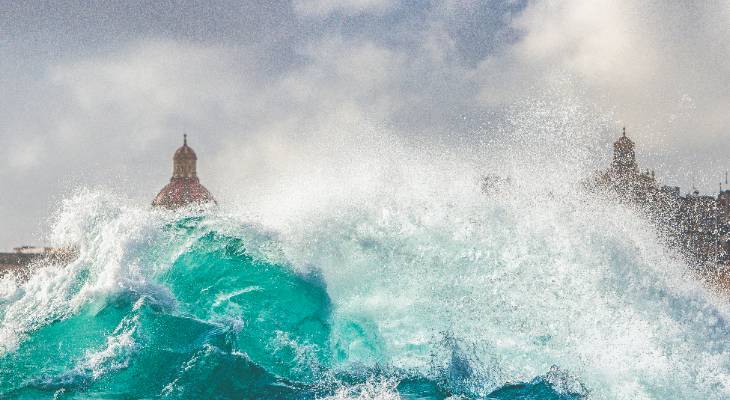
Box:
152;177;216;209
152;135;216;209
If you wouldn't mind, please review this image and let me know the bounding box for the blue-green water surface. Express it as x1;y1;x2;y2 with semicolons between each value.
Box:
0;216;582;399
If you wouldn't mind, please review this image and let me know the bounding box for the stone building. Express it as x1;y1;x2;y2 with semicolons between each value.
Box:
595;128;660;205
595;128;730;266
0;247;76;277
152;135;217;209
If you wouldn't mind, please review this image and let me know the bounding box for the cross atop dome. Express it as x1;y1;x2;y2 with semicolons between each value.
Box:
152;134;216;209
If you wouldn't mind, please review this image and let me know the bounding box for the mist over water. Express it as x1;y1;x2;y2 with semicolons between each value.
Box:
2;118;730;400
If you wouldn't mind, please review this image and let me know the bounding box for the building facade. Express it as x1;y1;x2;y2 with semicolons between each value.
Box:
0;247;76;277
595;128;730;266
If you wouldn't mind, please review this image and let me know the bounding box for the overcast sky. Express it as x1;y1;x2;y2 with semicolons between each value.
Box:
1;1;729;249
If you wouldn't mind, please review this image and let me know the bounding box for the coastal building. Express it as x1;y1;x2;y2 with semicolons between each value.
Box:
0;247;76;276
595;128;660;205
595;128;730;266
152;135;217;209
2;135;216;276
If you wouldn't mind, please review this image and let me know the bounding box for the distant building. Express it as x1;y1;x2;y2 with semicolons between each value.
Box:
3;136;216;276
595;127;659;205
0;246;76;277
595;128;730;266
152;134;217;209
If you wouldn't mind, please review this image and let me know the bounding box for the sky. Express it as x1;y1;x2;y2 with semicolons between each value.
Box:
1;0;729;249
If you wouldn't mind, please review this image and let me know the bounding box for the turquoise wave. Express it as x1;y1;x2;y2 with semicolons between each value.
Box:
5;185;730;399
0;215;580;399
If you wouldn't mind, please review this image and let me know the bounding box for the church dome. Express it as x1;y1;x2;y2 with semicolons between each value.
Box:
152;134;217;209
174;141;197;160
152;179;216;209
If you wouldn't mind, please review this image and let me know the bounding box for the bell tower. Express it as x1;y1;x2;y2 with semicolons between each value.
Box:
612;127;637;173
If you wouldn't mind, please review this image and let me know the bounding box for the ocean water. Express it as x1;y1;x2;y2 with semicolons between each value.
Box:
2;175;730;399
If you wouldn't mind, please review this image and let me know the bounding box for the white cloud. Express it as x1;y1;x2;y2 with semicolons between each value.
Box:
49;40;254;148
513;0;655;85
2;34;436;236
3;1;730;248
476;0;659;105
292;0;397;18
474;0;730;189
0;40;264;247
5;136;44;171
